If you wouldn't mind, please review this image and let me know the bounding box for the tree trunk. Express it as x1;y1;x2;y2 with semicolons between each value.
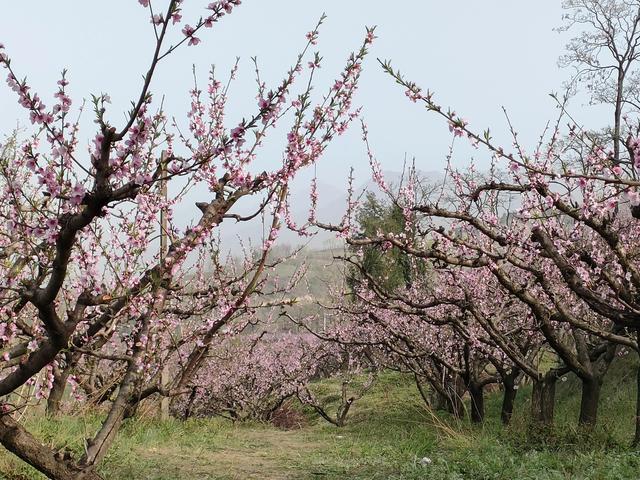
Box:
0;413;102;480
442;375;465;419
531;375;556;426
46;366;70;417
159;365;170;420
501;378;518;425
414;374;431;408
578;377;601;427
531;380;542;423
420;372;464;418
430;390;452;412
336;398;353;427
469;384;484;424
634;356;640;447
183;386;198;420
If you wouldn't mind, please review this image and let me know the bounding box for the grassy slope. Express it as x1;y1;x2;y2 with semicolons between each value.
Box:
2;360;640;479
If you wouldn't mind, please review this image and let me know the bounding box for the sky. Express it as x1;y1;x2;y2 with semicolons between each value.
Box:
0;1;585;247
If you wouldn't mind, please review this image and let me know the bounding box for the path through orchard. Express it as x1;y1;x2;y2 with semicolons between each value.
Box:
2;371;640;479
134;428;324;480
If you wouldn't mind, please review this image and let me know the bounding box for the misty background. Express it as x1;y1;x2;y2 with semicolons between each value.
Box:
0;2;590;250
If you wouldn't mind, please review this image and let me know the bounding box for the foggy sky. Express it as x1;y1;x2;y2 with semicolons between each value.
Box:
0;2;585;246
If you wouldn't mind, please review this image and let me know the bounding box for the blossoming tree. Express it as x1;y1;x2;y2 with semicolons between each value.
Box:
316;0;640;440
0;1;375;477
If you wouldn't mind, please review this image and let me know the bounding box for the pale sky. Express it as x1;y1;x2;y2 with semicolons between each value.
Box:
0;2;584;246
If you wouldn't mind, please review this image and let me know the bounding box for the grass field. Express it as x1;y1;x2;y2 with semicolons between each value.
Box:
2;359;640;479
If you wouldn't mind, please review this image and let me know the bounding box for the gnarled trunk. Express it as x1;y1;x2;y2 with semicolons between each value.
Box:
468;383;485;424
634;355;640;447
531;374;556;426
501;378;518;425
577;338;616;428
578;377;601;427
0;413;102;480
46;365;71;417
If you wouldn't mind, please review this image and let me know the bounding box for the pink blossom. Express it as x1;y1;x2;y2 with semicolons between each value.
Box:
69;183;86;206
306;31;318;45
182;25;201;46
448;119;467;138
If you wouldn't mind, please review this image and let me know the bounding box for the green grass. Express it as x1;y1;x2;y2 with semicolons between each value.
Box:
2;362;640;479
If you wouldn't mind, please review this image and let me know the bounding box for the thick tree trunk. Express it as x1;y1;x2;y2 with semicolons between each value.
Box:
576;338;616;428
501;379;518;425
634;358;640;447
578;377;601;427
531;380;543;423
46;366;70;417
531;375;556;426
469;384;484;424
0;413;102;480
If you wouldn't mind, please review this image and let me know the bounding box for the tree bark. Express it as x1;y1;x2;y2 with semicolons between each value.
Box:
46;365;70;417
0;413;102;480
417;369;464;418
576;338;616;428
81;288;167;468
444;375;465;419
531;374;557;426
414;374;431;408
634;355;640;447
501;378;518;425
429;390;452;413
469;383;484;424
183;386;198;420
578;377;601;427
336;398;353;427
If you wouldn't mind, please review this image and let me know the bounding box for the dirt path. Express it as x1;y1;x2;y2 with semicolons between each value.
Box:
136;428;323;479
